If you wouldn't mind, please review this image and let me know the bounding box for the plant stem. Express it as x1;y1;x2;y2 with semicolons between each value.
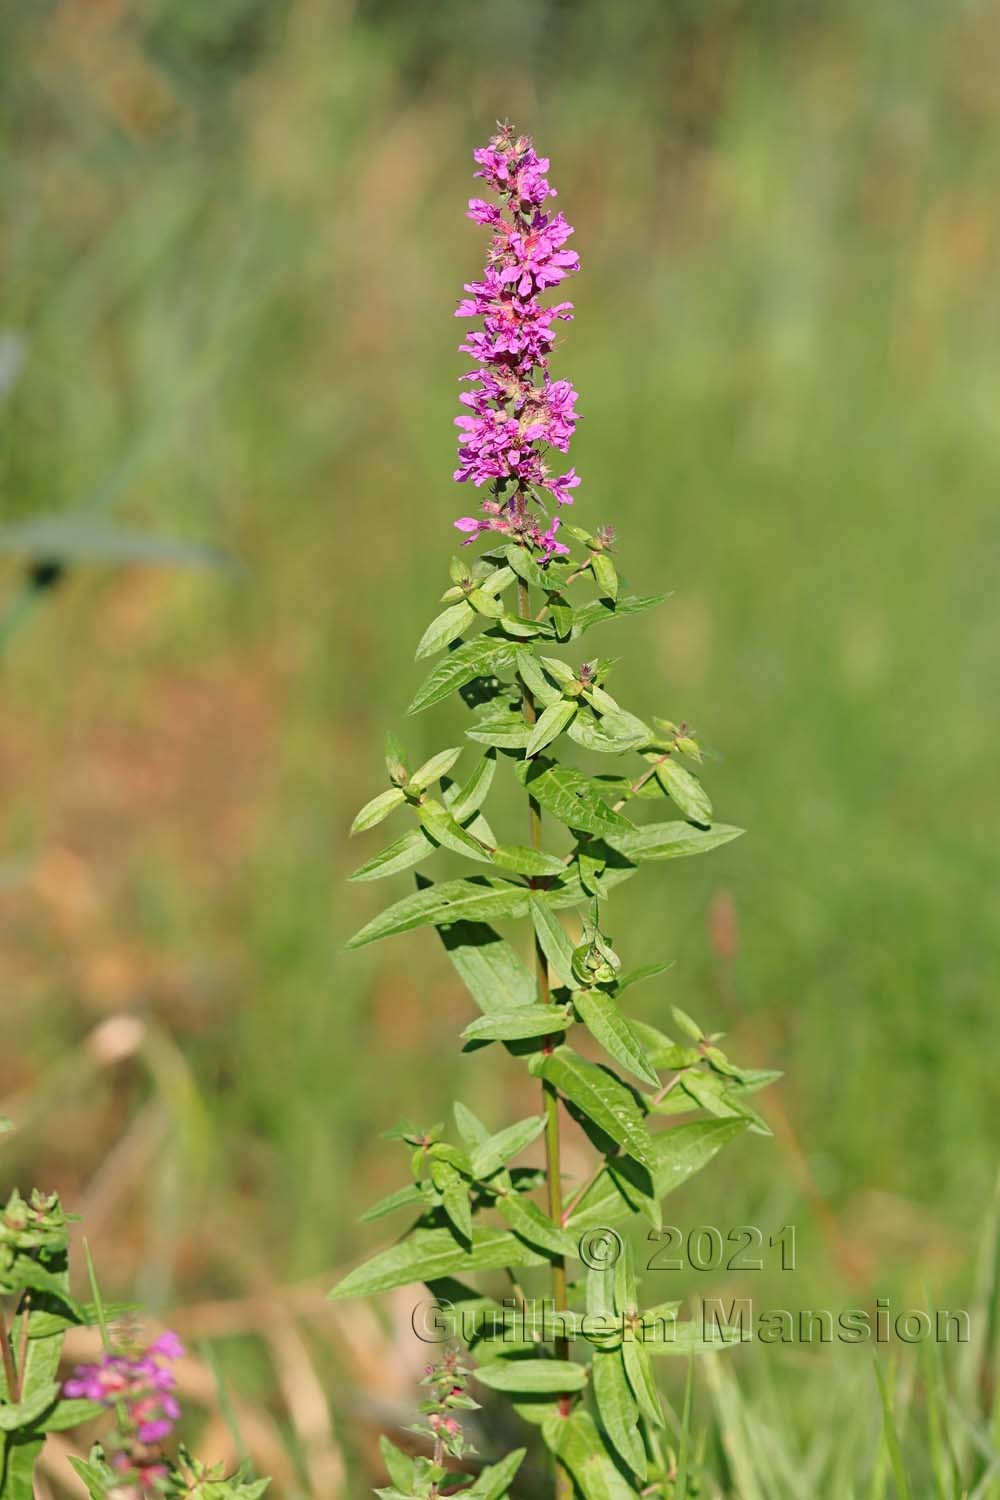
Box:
516;562;573;1500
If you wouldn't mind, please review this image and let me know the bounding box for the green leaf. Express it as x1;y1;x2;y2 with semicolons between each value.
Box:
437;919;535;1015
654;759;713;827
468;587;506;618
642;1320;743;1356
542;1411;637;1500
497;614;545;639
605;821;743;862
590;551;619;601
567;709;650;754
679;1069;772;1135
532;1048;654;1169
1;1433;45;1500
0;1382;60;1430
452;1102;490;1152
571;592;671;639
430;1160;472;1242
360;1183;430;1222
347;878;530;949
447;751;497;821
462;1007;568;1044
592;1350;645;1479
329;1227;544;1299
496;1195;576;1258
465;1447;526;1500
408;638;516;716
349;827;433;882
529;897;577;988
525;698;577;758
537;656;576;686
567;1118;747;1229
1;1262;81;1313
410;747;463;791
621;1337;664;1428
475;1359;586;1395
516;759;635;840
505;544;550;591
32;1397;104;1433
415;601;475;659
418;801;491;861
492;844;567;877
466;715;533;750
350;786;406;835
515;650;562;708
471;1117;547;1179
379;1436;416;1492
573;991;659;1088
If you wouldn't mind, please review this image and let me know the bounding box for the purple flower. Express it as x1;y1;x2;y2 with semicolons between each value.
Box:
453;125;581;559
64;1331;184;1484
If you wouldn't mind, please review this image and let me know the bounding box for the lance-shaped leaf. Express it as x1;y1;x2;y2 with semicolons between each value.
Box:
492;844;567;877
567;1118;747;1229
379;1436;416;1493
516;758;635;840
654;758;713;827
347;877;530;949
531;1048;654;1170
570;591;671;639
351;786;406;835
542;1410;638;1500
641;1320;744;1356
437;917;535;1015
605;820;743;862
496;1194;577;1258
475;1359;587;1395
349;827;433;883
0;1382;61;1430
525;697;577;758
497;614;547;639
590;550;619;601
515;649;563;708
408;638;516;715
592;1349;645;1480
471;1116;546;1179
568;708;650;754
410;747;463;790
465;1448;527;1500
505;544;551;591
447;750;497;820
463;1006;570;1044
573;990;659;1088
430;1160;472;1242
680;1069;772;1135
529;897;577;988
329;1226;544;1300
415;601;475;659
622;1337;664;1429
418;801;491;861
360;1182;432;1222
466;715;534;750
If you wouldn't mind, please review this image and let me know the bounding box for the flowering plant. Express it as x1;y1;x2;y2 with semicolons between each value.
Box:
336;126;777;1499
0;1175;268;1500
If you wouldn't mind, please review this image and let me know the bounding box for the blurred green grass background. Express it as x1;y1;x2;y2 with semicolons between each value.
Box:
2;0;999;1489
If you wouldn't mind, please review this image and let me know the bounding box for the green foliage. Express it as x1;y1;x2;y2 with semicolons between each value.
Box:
338;530;776;1497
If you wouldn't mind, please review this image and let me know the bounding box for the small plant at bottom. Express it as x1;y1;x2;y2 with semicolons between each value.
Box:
334;125;779;1499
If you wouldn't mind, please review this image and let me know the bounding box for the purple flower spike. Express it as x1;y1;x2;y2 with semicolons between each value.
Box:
453;124;581;559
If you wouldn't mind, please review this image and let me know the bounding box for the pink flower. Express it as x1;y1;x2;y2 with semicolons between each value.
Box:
453;126;581;558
